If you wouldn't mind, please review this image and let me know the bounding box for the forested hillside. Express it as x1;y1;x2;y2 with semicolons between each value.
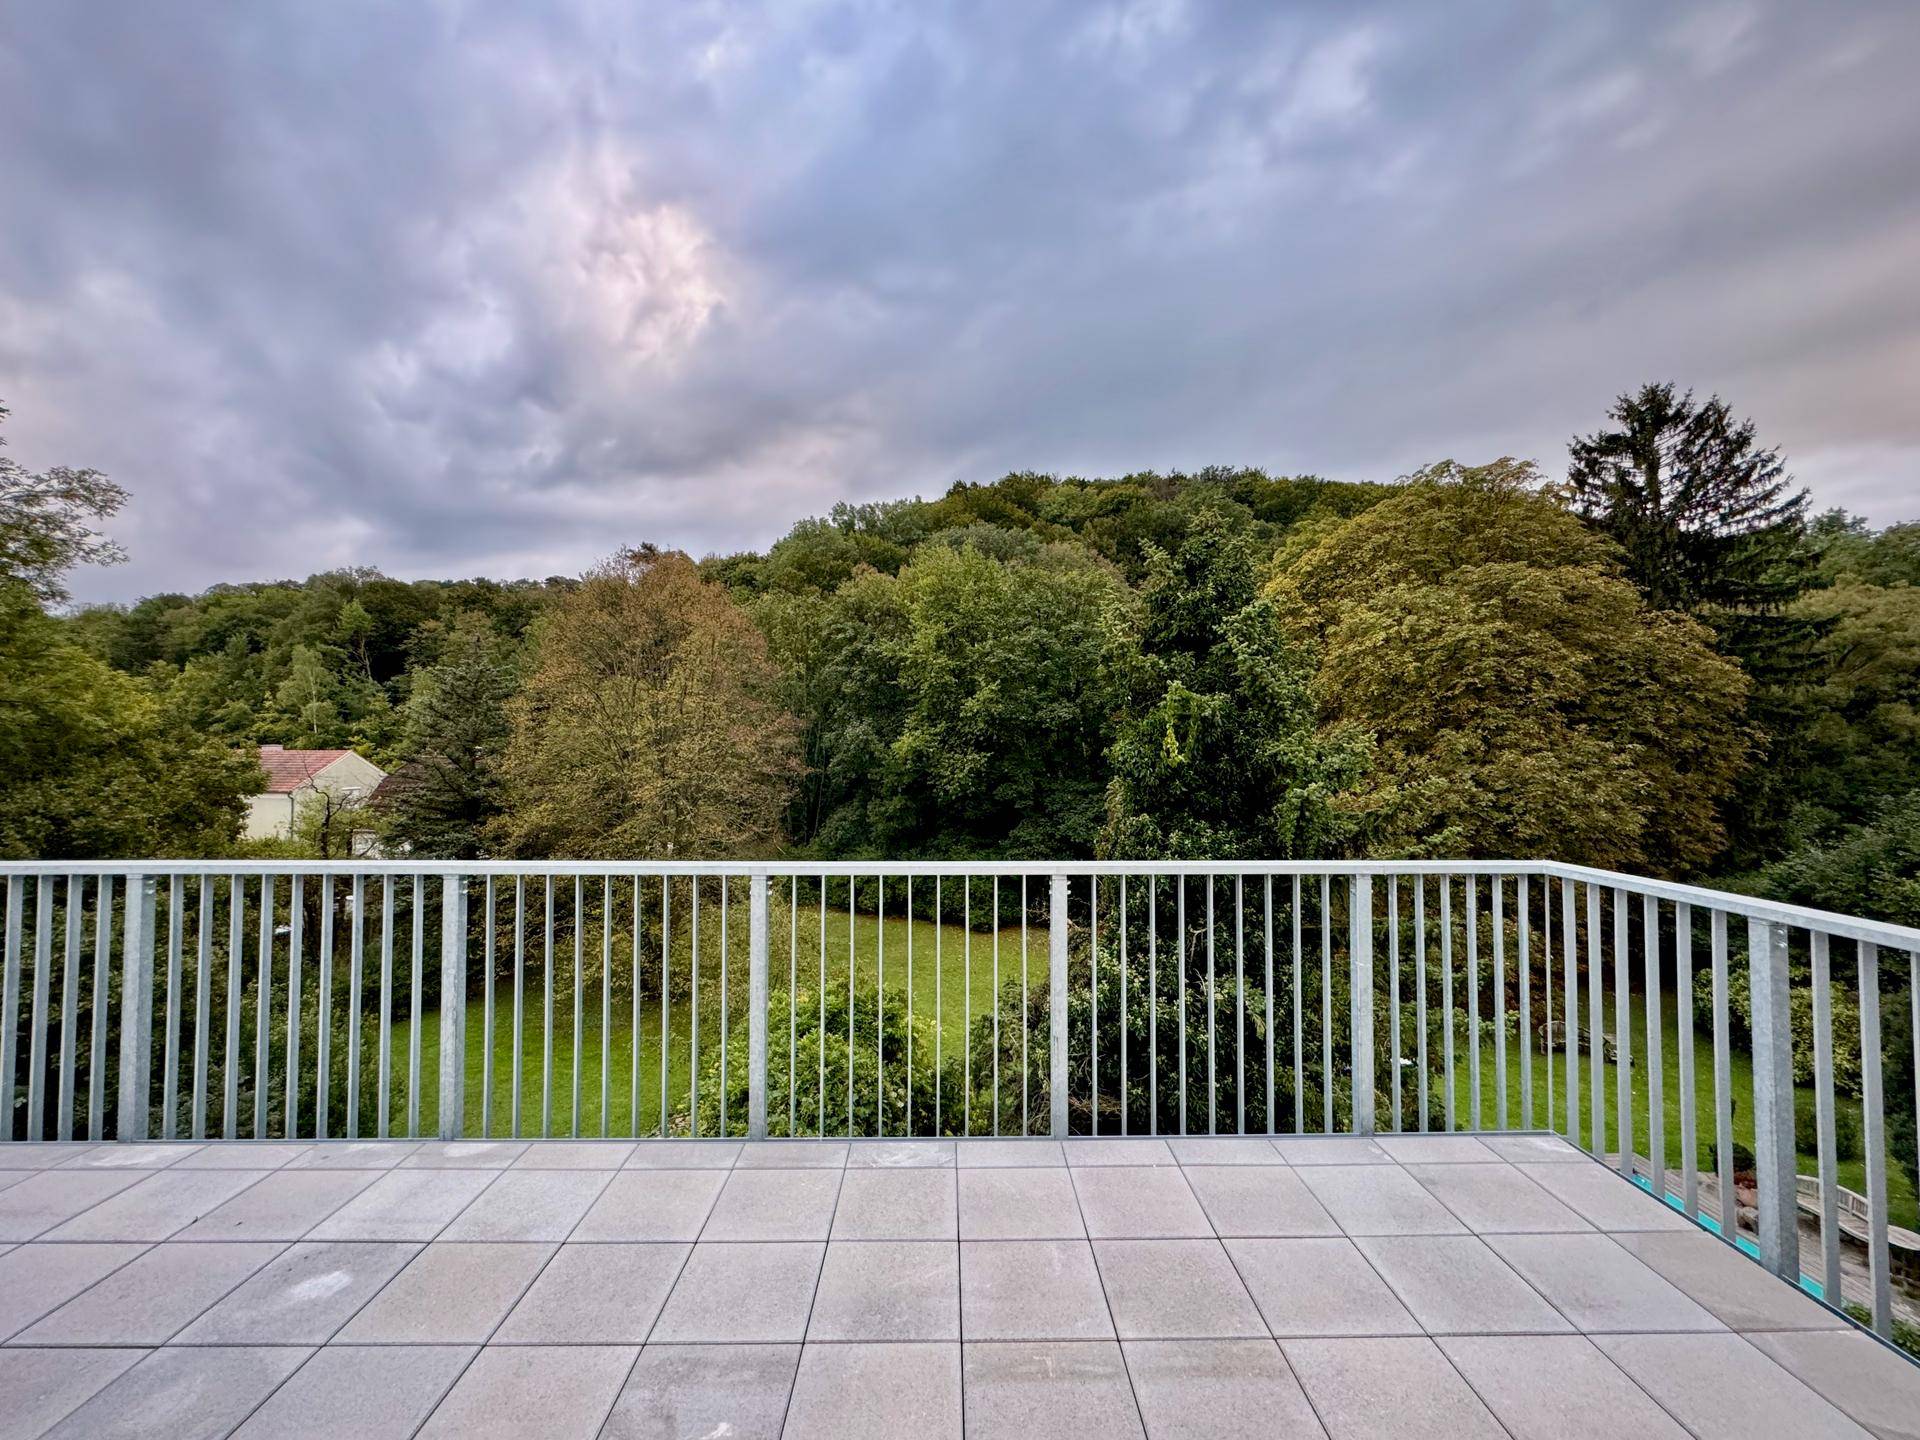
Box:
5;387;1918;923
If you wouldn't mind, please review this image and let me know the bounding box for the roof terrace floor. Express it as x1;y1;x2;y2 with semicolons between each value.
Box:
0;1132;1915;1438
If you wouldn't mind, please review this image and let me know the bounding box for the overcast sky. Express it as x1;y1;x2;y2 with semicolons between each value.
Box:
2;1;1917;603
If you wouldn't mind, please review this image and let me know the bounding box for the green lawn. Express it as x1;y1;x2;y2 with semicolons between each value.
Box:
394;899;1031;1138
1434;988;1918;1230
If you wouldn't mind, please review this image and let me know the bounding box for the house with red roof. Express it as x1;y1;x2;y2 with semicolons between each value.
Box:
245;743;386;847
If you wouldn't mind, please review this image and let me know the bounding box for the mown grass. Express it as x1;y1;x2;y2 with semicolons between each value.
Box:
395;899;1033;1138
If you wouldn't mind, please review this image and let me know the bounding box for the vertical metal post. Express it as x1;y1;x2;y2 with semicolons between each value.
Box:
115;875;157;1140
1643;894;1663;1197
1747;916;1796;1279
1;878;21;1141
1676;902;1698;1218
748;872;769;1140
1049;873;1068;1137
1562;879;1579;1148
1810;930;1841;1304
1859;942;1892;1337
1350;874;1374;1135
1711;910;1735;1233
1614;888;1632;1178
28;876;52;1141
437;874;467;1140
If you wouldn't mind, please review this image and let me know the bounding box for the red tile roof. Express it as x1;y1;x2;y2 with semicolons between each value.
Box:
256;744;355;794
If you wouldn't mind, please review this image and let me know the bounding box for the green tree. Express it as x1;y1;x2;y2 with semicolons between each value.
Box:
1103;508;1368;860
0;401;128;604
1566;383;1816;633
1274;461;1750;873
768;538;1131;859
497;547;800;858
380;625;516;859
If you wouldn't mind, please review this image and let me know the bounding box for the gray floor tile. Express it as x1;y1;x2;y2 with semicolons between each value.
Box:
0;1243;145;1341
1598;1332;1873;1439
961;1239;1114;1340
1355;1235;1572;1334
494;1242;688;1344
699;1168;840;1241
1067;1138;1177;1166
1403;1162;1592;1233
1123;1339;1328;1440
1745;1329;1920;1440
42;1346;310;1440
732;1139;847;1169
570;1170;726;1242
1480;1133;1585;1163
1375;1135;1498;1164
1169;1138;1287;1166
1296;1165;1467;1235
1226;1239;1419;1338
172;1168;377;1240
171;1144;310;1170
418;1344;636;1439
40;1168;271;1242
306;1169;499;1241
0;1172;31;1195
1281;1337;1505;1439
599;1344;797;1440
1074;1166;1211;1238
1270;1136;1390;1166
621;1140;743;1169
847;1139;955;1168
18;1240;280;1345
0;1348;146;1440
955;1138;1066;1167
57;1143;199;1171
649;1242;823;1343
958;1167;1084;1239
0;1170;147;1241
398;1141;530;1169
1440;1334;1690;1437
437;1168;611;1241
785;1341;962;1440
1488;1233;1724;1332
283;1142;420;1170
1516;1161;1693;1230
1611;1230;1847;1331
231;1344;473;1439
1095;1239;1266;1339
1183;1166;1341;1238
0;1143;99;1171
510;1141;634;1169
335;1241;554;1343
174;1240;419;1345
833;1168;957;1239
809;1241;960;1340
963;1340;1145;1440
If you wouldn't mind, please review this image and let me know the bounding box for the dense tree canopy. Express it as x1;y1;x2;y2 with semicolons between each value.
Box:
1274;462;1752;873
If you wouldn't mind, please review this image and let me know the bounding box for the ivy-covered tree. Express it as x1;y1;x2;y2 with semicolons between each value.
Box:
1101;508;1369;860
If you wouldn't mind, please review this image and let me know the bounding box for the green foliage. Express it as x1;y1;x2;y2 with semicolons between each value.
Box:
1752;791;1920;930
695;984;962;1137
1692;961;1863;1098
770;536;1131;859
1794;1089;1863;1162
378;626;515;859
0;401;128;604
1276;462;1751;873
1103;510;1368;860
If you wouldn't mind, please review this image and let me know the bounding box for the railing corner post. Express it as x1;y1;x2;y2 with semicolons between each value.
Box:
1746;915;1795;1278
1350;873;1375;1135
437;873;468;1141
116;874;158;1141
1049;873;1069;1138
748;871;770;1140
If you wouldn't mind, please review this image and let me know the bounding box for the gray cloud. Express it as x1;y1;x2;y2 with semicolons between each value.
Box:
1;0;1916;602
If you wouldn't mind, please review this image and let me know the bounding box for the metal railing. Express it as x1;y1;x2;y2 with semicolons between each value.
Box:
3;858;1917;1337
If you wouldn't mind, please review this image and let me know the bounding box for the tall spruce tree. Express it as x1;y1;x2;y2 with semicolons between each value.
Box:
379;626;515;858
1566;383;1819;677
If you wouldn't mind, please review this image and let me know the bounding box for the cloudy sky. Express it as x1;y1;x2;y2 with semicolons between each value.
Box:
2;1;1917;603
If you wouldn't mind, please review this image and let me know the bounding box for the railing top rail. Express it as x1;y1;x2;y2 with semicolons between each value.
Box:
2;856;1915;950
